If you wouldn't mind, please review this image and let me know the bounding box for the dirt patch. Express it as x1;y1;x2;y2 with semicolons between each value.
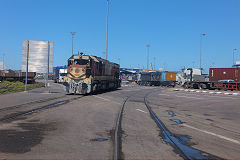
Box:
0;121;57;153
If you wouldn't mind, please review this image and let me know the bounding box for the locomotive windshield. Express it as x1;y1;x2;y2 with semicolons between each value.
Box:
74;59;89;65
68;59;89;66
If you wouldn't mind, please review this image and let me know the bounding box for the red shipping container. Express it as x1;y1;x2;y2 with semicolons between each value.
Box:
209;68;240;82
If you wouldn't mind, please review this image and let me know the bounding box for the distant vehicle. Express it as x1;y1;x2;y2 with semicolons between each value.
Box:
136;71;176;87
182;68;240;90
54;68;67;83
36;74;44;79
121;80;130;84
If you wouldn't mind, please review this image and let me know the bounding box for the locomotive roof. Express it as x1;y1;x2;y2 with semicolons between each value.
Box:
68;54;119;66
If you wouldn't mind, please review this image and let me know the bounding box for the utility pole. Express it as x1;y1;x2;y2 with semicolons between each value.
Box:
233;48;237;65
200;33;206;73
118;58;120;65
153;57;156;70
70;32;76;55
146;44;150;70
105;0;109;60
46;41;50;89
25;41;29;92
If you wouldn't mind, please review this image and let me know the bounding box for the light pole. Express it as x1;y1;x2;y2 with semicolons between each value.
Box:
118;58;120;66
200;33;206;73
233;48;237;65
70;32;76;55
153;57;156;70
105;0;109;60
146;44;150;70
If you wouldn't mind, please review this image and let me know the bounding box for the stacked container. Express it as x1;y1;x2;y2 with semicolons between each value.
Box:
209;68;240;82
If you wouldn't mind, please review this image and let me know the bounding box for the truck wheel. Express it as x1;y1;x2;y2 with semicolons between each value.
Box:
183;83;188;89
200;84;206;89
193;83;199;89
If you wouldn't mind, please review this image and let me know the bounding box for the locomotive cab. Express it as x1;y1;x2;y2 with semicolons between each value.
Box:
64;55;93;94
67;56;92;80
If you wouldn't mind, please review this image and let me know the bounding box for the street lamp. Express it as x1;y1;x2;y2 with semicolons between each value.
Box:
233;48;237;65
105;0;109;60
70;32;76;55
153;57;156;70
146;44;150;70
200;33;206;73
118;58;120;66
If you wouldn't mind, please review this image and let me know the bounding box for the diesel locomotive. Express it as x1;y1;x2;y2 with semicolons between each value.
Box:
63;53;121;94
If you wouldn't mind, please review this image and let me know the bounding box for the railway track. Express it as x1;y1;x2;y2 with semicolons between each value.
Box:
144;93;222;160
113;90;222;160
113;96;129;160
0;95;83;123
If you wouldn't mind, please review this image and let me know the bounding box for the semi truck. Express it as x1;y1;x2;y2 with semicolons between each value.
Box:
53;68;67;83
182;68;240;90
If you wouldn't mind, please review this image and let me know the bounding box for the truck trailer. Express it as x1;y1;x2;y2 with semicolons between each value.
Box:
182;68;240;90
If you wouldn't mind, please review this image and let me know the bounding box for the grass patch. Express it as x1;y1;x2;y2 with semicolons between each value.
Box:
0;81;45;95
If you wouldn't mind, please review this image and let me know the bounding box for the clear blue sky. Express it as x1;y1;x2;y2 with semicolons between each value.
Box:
0;0;240;72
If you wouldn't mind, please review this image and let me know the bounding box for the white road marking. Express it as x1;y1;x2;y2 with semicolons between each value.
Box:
41;92;52;94
93;95;111;101
93;95;122;105
136;109;147;113
177;93;239;100
182;124;240;145
175;95;204;100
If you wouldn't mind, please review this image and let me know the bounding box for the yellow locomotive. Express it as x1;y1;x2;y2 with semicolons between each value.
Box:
63;53;121;94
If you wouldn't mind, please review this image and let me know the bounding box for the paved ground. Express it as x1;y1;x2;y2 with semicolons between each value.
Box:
0;84;239;160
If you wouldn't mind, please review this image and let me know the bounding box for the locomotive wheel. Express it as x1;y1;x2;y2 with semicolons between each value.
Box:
93;84;98;92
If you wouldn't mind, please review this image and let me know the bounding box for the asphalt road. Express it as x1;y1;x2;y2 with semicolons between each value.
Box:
0;84;239;160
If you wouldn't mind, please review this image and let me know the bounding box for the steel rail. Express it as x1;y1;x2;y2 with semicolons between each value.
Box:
114;96;130;160
0;95;66;112
144;95;189;159
143;94;221;160
0;96;83;122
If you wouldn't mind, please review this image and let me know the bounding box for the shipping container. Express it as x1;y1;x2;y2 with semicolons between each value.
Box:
161;72;176;81
166;72;176;81
150;72;162;81
161;72;167;81
137;71;161;86
209;68;240;82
